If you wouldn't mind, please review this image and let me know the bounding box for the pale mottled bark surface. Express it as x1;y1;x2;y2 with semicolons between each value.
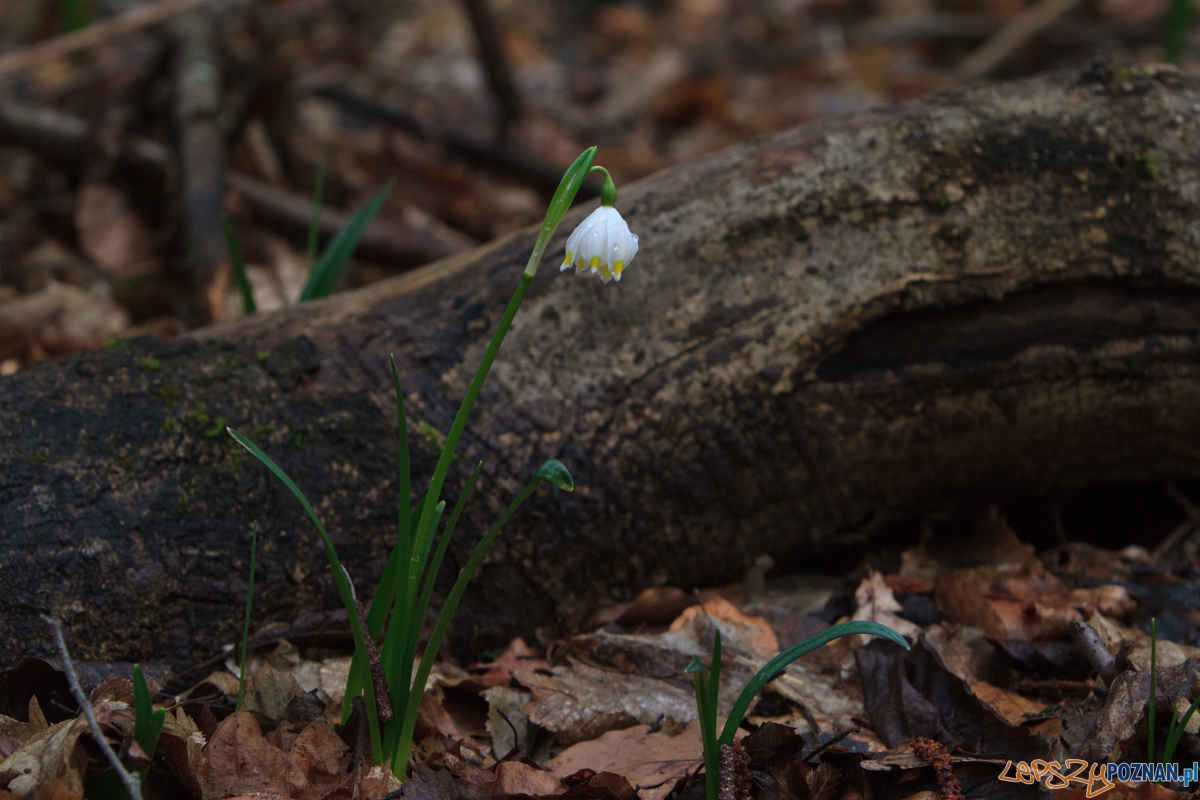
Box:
4;64;1200;668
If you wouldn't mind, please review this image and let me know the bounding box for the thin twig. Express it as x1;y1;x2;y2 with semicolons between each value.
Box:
0;0;214;79
227;172;473;266
41;615;144;800
952;0;1085;83
307;84;591;197
1152;518;1194;564
1069;620;1119;687
1167;485;1200;524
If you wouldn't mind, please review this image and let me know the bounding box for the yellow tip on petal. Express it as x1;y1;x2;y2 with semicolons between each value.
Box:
590;255;601;269
563;251;573;266
612;260;624;277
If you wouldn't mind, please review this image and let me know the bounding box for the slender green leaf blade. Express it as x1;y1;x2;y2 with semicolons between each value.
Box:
132;664;164;759
222;217;256;314
300;180;394;301
1165;0;1192;65
307;161;326;268
1164;695;1200;763
393;463;551;772
718;620;909;745
227;426;384;761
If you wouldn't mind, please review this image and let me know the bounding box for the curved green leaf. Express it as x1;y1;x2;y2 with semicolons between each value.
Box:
718;620;909;745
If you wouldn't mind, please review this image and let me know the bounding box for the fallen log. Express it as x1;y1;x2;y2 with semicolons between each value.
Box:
4;64;1200;669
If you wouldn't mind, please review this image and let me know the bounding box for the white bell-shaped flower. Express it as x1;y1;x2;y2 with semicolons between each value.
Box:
560;205;639;283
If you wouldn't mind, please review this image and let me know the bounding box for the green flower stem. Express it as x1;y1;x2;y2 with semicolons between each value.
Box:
391;472;548;773
342;493;426;726
406;464;482;682
381;500;443;757
406;150;596;579
226;428;384;762
590;166;616;206
405;272;531;639
691;665;718;800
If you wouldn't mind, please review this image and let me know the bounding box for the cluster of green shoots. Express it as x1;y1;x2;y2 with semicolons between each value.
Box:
1147;617;1200;771
222;162;394;311
686;621;909;800
227;147;606;778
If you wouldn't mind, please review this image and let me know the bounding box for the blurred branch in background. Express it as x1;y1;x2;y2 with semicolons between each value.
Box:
953;0;1086;83
0;0;211;79
170;7;226;314
459;0;521;142
307;83;594;199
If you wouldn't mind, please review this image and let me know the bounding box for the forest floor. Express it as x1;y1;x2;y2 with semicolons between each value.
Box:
7;504;1200;799
0;0;1198;798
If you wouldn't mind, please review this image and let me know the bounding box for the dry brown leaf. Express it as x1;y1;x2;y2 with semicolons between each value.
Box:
851;572;921;641
921;624;991;684
74;182;159;280
159;705;208;799
966;681;1044;726
27;779;83;800
200;712;289;800
490;760;566;796
806;761;841;800
669;597;778;657
935;564;1127;642
514;657;691;748
549;721;703;800
1068;585;1136;619
284;720;350;800
1085;609;1200;670
243;663;305;722
589;587;694;630
0;697;50;747
0;716;88;796
419;692;464;740
0;281;129;351
471;638;545;688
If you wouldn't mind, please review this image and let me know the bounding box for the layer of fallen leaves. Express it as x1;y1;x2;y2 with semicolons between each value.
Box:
0;0;1186;370
8;505;1200;799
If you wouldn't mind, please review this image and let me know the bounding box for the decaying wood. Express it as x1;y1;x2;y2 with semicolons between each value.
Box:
4;66;1200;669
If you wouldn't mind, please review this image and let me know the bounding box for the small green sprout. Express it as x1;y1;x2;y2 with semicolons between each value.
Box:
1148;617;1200;775
686;621;910;800
222;162;391;315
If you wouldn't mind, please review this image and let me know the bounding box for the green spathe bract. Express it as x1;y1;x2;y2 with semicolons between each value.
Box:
229;147;603;778
687;620;910;800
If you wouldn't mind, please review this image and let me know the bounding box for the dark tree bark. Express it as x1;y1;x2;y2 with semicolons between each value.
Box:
4;65;1200;669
